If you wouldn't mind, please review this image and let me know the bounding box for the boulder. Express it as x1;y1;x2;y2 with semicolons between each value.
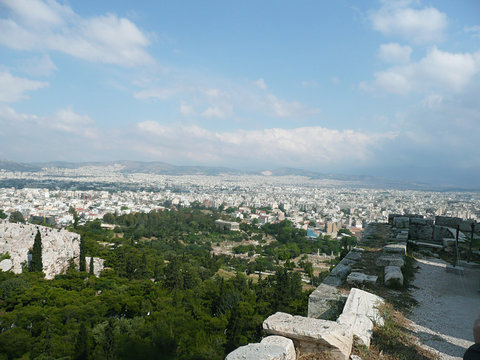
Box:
384;266;403;287
263;312;353;360
346;272;377;286
0;258;13;272
225;336;295;360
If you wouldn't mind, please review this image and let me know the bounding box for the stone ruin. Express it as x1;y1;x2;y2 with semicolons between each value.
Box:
0;222;90;279
226;215;479;359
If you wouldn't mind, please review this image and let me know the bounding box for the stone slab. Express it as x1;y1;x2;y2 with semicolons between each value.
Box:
263;312;353;360
308;283;343;319
345;251;362;261
376;255;405;267
383;243;407;256
225;336;295;360
384;266;403;287
346;272;378;286
330;264;351;279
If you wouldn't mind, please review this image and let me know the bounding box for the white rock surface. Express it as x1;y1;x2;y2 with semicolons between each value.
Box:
0;258;13;272
337;288;384;347
86;256;105;277
384;265;404;287
263;312;353;360
0;223;80;279
225;336;295;360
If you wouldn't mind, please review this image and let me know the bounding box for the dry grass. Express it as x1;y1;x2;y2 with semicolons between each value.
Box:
352;303;439;360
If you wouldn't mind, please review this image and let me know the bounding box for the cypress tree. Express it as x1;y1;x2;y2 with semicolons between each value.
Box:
74;323;88;360
30;230;43;272
89;256;94;275
79;236;86;272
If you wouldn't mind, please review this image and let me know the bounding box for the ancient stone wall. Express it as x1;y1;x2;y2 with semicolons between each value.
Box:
435;216;476;232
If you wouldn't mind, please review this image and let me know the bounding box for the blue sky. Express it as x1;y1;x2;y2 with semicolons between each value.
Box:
0;0;479;186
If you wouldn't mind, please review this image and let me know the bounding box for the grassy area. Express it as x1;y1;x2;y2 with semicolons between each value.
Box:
353;303;438;360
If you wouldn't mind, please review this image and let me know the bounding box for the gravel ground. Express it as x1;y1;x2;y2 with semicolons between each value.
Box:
408;257;480;359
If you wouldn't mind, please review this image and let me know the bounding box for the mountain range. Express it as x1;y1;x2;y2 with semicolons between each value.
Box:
0;159;474;191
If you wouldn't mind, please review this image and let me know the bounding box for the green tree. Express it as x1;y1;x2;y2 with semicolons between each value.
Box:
9;210;25;223
79;236;87;272
30;230;43;272
89;256;94;275
0;209;7;219
74;323;88;360
69;206;80;228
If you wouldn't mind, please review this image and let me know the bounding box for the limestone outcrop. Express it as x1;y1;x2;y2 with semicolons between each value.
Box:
0;223;80;279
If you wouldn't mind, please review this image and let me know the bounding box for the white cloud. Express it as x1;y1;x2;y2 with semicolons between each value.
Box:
422;94;443;109
254;78;267;90
377;43;412;63
179;102;195;116
364;47;480;94
0;0;153;67
135;121;396;167
263;94;320;118
133;87;181;101
301;80;318;87
0;71;48;102
370;2;448;43
51;107;97;138
19;54;57;76
465;25;480;39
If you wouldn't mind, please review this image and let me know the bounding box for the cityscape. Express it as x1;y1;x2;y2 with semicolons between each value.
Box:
0;0;479;359
1;164;479;233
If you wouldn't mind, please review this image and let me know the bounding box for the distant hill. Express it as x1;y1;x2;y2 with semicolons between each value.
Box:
0;160;41;172
0;159;472;191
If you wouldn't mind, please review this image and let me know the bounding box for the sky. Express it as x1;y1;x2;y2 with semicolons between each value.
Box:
0;0;479;187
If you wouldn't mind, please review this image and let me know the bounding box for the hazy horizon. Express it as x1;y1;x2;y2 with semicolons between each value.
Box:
1;0;479;187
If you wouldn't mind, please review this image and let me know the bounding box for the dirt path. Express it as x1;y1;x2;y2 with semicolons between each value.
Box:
408;257;480;359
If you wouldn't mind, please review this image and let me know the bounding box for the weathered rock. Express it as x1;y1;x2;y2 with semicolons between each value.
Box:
261;336;296;360
346;272;377;286
336;288;384;348
308;283;344;319
0;223;80;279
345;252;362;261
383;243;406;256
375;255;405;267
337;313;372;348
341;288;384;326
0;258;13;272
384;266;403;287
350;355;362;360
330;264;351;279
225;336;295;360
263;312;353;360
86;257;105;277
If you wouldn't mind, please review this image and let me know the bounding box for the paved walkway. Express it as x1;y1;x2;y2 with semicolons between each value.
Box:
408;257;480;359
